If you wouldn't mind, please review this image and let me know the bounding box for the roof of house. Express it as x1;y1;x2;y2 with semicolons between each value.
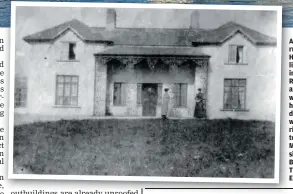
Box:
23;19;276;46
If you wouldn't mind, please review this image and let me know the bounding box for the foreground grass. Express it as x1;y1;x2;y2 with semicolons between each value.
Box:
13;119;275;178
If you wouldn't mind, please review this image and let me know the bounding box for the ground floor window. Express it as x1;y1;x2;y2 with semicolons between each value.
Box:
173;83;188;107
223;78;246;110
55;75;79;106
15;76;27;108
113;82;126;106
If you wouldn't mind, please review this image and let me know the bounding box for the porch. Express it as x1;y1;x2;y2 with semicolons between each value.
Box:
94;46;210;117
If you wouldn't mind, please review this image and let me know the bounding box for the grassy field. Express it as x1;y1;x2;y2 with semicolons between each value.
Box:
13;118;275;178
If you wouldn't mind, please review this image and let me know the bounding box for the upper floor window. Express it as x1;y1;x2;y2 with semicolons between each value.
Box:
223;78;246;110
228;45;244;64
60;42;76;61
15;76;27;108
173;83;188;107
55;75;79;106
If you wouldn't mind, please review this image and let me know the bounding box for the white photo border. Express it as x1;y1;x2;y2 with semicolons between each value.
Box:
8;1;282;184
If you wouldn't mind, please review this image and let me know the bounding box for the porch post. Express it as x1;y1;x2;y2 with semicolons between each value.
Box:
162;57;184;117
119;57;142;116
94;56;109;116
194;59;209;117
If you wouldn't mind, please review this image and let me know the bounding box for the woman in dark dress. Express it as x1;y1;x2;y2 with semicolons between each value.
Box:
194;88;205;118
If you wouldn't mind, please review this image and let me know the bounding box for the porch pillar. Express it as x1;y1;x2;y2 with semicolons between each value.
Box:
94;57;108;116
194;59;209;116
120;57;142;116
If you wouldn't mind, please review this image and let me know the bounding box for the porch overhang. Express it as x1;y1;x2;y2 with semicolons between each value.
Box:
94;46;210;67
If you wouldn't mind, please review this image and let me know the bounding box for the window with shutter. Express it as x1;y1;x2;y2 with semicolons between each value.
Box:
182;84;188;107
172;84;179;107
229;45;237;63
60;42;68;61
121;83;127;106
173;83;188;107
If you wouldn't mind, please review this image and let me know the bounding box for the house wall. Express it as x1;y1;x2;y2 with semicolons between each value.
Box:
16;30;277;121
200;32;277;121
15;30;105;116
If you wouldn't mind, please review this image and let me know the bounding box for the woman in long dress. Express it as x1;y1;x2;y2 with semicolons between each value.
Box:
194;88;205;118
161;88;170;120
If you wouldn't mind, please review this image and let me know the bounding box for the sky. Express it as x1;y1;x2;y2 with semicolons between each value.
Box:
15;6;278;54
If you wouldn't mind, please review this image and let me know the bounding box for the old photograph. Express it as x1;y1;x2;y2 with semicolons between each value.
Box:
9;2;281;182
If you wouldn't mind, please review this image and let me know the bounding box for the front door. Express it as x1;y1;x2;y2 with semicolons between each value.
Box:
142;84;158;116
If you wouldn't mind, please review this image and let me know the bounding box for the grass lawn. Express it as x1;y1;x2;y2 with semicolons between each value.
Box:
13;118;275;178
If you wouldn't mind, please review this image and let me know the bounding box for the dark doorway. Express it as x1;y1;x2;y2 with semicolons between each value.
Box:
142;83;158;116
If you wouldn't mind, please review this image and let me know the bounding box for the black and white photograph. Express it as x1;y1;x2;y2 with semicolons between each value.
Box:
9;2;281;183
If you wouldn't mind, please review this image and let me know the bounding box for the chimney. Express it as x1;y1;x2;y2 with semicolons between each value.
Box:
190;11;200;29
106;9;116;29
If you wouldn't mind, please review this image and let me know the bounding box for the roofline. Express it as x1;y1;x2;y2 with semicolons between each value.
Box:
192;29;277;46
91;26;207;31
192;41;277;47
23;37;112;44
23;37;276;47
23;20;277;46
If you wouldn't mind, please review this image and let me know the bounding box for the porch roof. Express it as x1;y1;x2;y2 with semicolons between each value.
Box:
95;46;210;58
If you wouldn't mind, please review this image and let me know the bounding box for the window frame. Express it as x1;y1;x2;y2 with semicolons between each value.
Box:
55;75;79;107
222;78;247;111
14;76;28;108
227;44;246;65
174;83;188;108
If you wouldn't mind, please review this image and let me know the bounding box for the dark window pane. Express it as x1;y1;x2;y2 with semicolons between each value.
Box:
65;76;71;83
69;43;76;60
72;76;78;83
224;79;232;87
236;46;243;63
57;75;64;83
239;79;246;86
231;79;238;86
